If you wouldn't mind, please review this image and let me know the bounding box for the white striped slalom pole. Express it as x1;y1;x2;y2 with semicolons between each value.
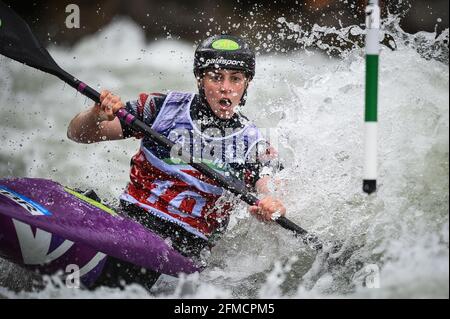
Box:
363;0;380;195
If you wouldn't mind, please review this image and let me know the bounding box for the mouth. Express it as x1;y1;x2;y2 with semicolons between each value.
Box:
219;98;232;108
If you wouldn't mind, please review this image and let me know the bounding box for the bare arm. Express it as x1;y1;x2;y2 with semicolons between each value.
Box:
255;175;272;195
67;90;126;144
250;176;287;222
246;143;287;222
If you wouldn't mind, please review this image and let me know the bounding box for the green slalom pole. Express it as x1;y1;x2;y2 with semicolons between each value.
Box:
363;0;380;195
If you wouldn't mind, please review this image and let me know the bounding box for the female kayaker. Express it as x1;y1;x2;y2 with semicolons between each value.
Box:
67;35;286;288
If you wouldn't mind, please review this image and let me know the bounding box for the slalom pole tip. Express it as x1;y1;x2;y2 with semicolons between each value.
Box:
363;180;377;194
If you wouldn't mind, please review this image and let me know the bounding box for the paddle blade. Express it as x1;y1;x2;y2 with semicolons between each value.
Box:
0;1;61;75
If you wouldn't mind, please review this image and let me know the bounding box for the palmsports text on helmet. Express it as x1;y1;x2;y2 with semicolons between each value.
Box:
194;35;256;79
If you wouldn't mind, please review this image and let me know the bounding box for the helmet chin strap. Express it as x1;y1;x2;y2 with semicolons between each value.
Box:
197;77;209;107
239;81;251;107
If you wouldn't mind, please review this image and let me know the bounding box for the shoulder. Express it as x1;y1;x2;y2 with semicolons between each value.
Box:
236;111;263;132
237;111;250;123
164;91;197;104
137;92;167;109
127;92;166;119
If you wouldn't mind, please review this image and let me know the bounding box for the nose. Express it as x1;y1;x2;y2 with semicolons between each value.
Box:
219;78;233;93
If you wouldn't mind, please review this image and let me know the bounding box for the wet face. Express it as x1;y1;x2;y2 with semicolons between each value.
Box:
199;69;249;120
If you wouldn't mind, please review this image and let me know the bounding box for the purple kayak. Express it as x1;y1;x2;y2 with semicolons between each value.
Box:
0;178;202;287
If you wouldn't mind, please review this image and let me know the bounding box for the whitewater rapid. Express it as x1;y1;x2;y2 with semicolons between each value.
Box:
0;17;448;298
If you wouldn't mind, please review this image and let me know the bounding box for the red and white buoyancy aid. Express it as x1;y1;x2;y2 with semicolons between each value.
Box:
120;92;266;240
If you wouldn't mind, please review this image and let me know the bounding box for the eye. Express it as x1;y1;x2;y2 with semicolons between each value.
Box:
205;72;217;80
231;75;244;83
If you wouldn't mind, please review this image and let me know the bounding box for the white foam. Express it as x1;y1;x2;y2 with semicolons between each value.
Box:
0;17;448;298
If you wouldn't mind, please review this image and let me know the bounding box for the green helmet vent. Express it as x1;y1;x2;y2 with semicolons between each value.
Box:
211;39;240;51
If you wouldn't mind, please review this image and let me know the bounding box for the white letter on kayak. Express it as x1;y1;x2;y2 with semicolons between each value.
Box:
13;220;74;265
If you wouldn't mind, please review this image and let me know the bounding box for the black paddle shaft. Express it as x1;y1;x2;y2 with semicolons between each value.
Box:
0;1;323;251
